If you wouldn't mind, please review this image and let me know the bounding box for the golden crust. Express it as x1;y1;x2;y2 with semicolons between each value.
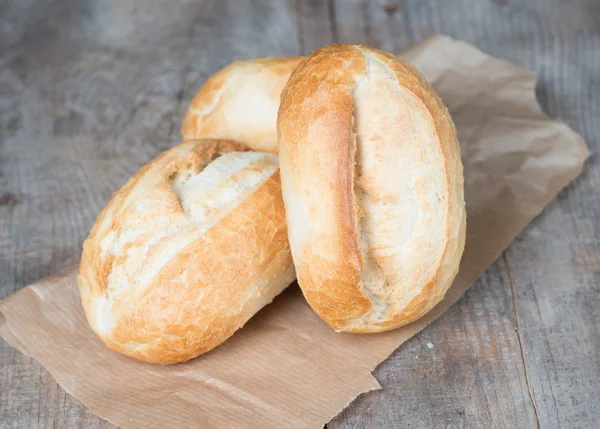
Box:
278;45;466;332
181;57;302;153
277;49;372;328
78;139;294;364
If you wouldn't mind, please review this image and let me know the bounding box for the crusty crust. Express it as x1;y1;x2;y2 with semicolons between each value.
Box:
181;57;302;153
78;139;294;363
278;45;466;332
277;49;372;327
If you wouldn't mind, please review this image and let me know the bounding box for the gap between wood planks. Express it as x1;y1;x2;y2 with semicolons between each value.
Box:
503;252;542;429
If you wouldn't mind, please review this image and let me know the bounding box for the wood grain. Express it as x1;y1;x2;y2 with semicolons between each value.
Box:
295;0;336;53
1;0;599;428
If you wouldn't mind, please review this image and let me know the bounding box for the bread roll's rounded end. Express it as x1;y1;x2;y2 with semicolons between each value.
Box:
278;44;466;333
78;139;294;363
181;57;302;153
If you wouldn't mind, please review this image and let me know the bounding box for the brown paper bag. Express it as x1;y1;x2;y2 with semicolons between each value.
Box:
0;35;589;429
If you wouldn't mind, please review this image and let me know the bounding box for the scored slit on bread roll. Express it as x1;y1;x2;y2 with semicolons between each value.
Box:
277;44;466;333
181;57;302;153
78;139;294;364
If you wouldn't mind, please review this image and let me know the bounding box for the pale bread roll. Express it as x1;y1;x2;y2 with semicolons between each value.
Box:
181;57;302;153
277;45;466;332
78;140;294;364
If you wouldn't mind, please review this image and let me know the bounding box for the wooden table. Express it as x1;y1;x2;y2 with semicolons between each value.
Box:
1;1;598;427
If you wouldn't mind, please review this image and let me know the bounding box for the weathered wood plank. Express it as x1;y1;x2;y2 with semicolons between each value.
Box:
330;0;366;45
360;0;405;53
503;198;600;427
1;0;599;428
295;0;336;54
329;262;539;429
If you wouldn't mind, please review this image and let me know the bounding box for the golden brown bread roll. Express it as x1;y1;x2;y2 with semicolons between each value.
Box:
181;57;302;153
78;140;294;364
277;45;466;333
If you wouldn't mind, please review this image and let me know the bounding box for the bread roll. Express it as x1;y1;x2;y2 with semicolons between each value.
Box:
277;45;466;333
182;57;302;153
78;140;294;364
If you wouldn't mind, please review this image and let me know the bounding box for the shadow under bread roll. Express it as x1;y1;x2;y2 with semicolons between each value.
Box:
277;45;466;333
77;140;294;364
182;57;303;153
